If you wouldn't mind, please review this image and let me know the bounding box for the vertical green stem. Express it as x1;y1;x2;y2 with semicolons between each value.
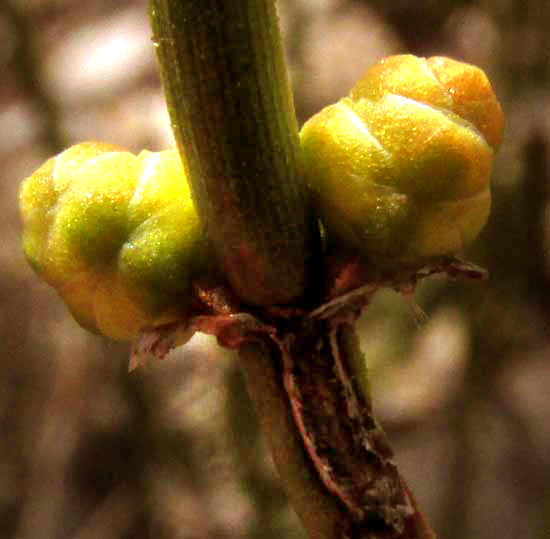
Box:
149;3;436;538
150;0;315;306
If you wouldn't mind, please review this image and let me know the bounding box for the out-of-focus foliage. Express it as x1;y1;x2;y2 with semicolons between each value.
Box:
1;1;549;538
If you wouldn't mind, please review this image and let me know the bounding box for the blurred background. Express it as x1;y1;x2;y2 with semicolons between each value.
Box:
1;0;549;538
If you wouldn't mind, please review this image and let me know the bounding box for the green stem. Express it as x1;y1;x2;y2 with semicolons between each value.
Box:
150;0;315;306
149;2;436;537
225;362;307;538
238;341;343;538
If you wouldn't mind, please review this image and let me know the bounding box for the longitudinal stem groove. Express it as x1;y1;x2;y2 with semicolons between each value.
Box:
151;0;315;306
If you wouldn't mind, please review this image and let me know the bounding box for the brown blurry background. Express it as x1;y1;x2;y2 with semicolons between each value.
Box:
1;0;549;538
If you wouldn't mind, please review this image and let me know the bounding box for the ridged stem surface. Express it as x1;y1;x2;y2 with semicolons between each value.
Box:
150;0;314;306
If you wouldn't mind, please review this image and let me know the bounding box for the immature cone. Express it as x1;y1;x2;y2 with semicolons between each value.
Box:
300;54;504;265
19;143;210;340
